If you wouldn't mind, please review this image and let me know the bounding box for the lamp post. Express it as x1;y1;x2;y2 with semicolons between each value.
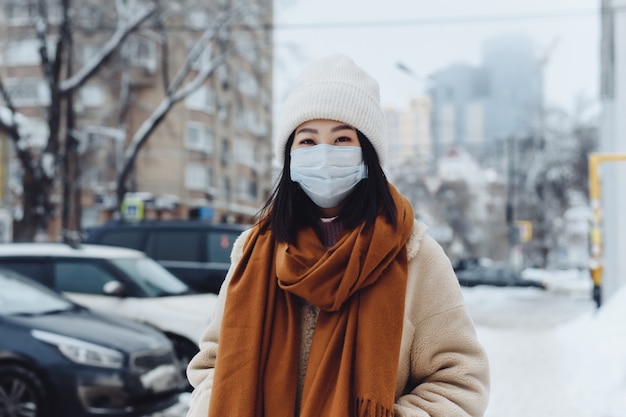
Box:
396;62;432;94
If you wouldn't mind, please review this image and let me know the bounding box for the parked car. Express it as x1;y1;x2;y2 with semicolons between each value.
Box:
0;268;183;417
455;262;547;289
0;243;218;386
452;257;488;272
83;220;247;294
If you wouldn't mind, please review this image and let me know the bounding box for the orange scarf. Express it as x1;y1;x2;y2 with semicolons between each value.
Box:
209;185;414;417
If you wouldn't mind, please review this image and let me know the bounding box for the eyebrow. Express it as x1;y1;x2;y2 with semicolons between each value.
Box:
332;124;355;132
295;124;355;135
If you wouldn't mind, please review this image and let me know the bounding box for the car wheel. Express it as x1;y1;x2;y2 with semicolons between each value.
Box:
0;364;50;417
169;336;199;391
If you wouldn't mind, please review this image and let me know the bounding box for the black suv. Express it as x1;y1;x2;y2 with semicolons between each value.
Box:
84;220;247;294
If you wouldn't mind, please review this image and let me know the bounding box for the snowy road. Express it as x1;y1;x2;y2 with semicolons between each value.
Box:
151;269;623;417
465;270;625;417
463;269;596;330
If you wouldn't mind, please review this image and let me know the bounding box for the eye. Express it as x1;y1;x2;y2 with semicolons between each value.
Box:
297;138;315;145
335;136;354;144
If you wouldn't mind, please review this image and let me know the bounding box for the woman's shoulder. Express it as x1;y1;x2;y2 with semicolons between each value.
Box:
406;220;429;260
405;220;465;314
406;220;453;267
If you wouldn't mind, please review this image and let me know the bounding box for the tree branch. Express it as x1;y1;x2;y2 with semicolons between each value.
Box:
59;2;157;93
167;4;249;94
0;76;17;115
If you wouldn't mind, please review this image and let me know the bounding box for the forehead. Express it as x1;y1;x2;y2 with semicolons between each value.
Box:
295;119;355;132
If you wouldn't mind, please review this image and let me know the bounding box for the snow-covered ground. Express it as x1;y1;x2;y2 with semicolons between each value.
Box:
152;269;626;417
466;269;626;417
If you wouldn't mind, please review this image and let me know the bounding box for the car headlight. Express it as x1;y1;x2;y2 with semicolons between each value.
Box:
32;330;124;369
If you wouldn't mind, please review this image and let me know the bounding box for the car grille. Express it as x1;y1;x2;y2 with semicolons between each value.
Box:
131;349;176;372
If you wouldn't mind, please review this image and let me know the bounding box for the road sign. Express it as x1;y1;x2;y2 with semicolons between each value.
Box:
121;198;144;222
515;220;532;243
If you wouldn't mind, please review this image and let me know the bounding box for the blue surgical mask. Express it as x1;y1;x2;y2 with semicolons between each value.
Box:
290;145;368;208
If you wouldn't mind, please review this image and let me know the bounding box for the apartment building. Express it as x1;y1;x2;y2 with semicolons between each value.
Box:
0;0;273;239
384;95;433;174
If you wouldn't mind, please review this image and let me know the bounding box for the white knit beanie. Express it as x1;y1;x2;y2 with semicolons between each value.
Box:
275;54;387;166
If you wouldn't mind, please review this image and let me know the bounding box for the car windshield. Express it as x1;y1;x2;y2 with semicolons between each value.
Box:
110;257;190;296
0;272;73;315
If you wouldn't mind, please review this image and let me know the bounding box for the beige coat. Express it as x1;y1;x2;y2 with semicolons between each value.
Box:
186;221;490;417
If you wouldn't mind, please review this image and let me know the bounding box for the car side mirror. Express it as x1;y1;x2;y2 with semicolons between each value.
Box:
103;280;126;297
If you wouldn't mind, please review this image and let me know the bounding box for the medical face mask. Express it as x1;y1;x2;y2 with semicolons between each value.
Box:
290;144;368;208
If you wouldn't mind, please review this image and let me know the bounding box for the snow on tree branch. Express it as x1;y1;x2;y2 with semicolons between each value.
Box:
118;3;255;187
123;55;224;165
59;2;158;93
168;4;250;95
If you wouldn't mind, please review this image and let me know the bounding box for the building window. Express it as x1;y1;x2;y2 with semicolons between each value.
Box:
78;84;106;108
1;38;56;67
220;139;231;164
7;0;39;24
80;44;102;66
77;4;101;31
234;138;255;167
28;118;49;147
184;163;208;191
217;102;229;122
234;32;258;63
187;9;209;29
5;78;50;106
206;167;214;189
236;104;265;135
125;37;157;74
236;68;258;97
237;177;257;201
6;0;60;25
217;65;229;84
185;86;216;113
185;122;214;153
220;177;231;202
190;43;213;71
4;38;40;66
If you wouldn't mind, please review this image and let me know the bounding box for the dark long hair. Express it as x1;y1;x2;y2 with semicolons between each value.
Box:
258;130;397;243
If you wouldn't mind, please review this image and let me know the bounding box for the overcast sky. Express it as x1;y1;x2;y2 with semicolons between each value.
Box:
272;0;601;116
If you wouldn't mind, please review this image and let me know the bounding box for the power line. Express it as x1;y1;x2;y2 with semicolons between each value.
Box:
273;7;612;31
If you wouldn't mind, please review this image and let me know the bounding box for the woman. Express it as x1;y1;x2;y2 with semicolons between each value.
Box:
186;54;490;417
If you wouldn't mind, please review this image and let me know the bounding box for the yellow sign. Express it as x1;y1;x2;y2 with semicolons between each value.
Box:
121;198;144;222
515;220;532;243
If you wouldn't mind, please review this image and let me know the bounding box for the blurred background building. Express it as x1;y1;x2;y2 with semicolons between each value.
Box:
426;33;544;171
384;95;432;169
0;0;274;240
429;63;487;163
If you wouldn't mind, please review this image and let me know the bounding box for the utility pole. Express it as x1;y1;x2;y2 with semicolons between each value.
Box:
588;153;626;307
506;136;521;265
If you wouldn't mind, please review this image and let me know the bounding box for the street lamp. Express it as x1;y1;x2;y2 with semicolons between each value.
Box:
397;62;418;78
396;62;432;93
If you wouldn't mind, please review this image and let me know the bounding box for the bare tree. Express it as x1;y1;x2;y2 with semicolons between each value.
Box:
0;0;156;241
0;0;269;240
113;2;260;209
518;106;599;267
